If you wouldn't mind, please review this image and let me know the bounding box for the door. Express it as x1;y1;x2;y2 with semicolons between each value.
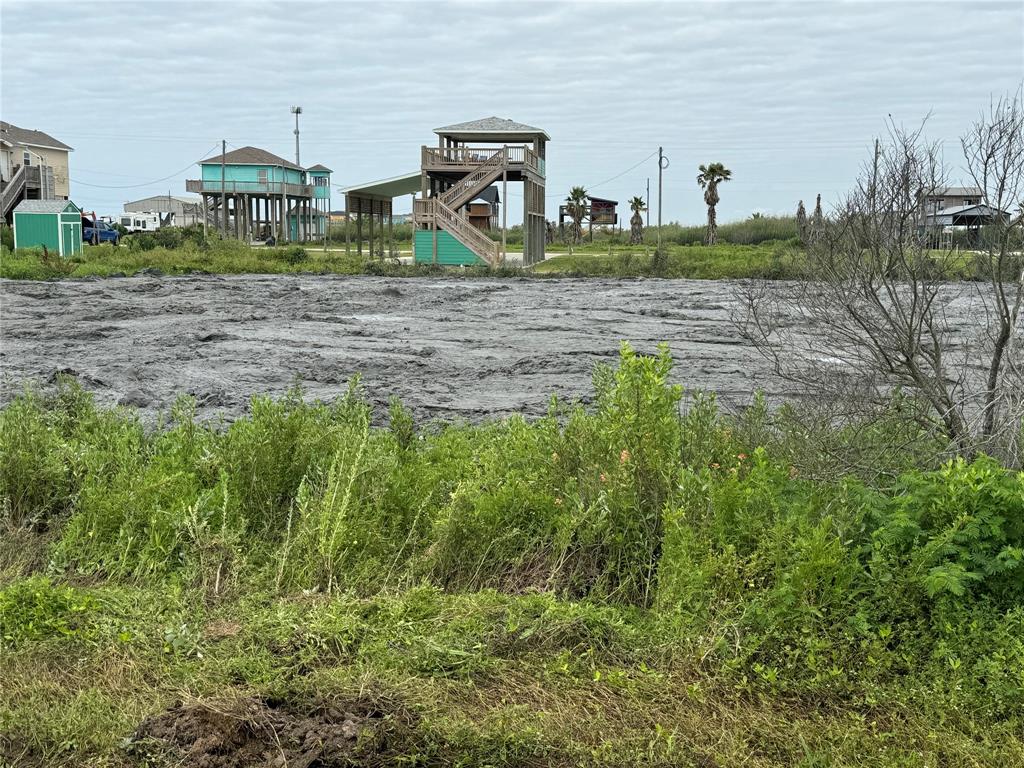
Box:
62;222;76;256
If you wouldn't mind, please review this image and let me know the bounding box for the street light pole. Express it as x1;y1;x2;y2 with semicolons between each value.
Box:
291;106;302;167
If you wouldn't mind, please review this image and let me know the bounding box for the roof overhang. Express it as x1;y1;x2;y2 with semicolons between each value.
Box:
433;130;550;142
433;117;550;142
341;172;420;201
20;141;73;152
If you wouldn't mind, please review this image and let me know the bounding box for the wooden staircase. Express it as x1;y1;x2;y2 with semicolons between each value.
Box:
416;198;500;266
438;148;508;211
1;165;28;221
417;143;545;266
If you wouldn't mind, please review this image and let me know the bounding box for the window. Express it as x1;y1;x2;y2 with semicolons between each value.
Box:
962;199;975;206
23;151;30;166
258;169;268;184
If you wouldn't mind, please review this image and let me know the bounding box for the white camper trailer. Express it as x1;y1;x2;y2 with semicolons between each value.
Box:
116;211;165;233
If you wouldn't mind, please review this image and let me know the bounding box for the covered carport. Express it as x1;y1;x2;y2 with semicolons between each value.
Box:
341;173;420;258
925;203;1011;247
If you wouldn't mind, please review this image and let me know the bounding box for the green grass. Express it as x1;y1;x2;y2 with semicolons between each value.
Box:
1;239;800;282
2;349;1022;766
1;241;365;281
538;242;799;279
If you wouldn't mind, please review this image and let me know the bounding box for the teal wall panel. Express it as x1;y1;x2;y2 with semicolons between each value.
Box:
414;230;486;266
200;164;306;185
13;212;59;252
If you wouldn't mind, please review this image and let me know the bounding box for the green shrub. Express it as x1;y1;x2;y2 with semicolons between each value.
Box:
0;389;75;529
0;577;101;648
869;456;1024;606
5;348;1024;722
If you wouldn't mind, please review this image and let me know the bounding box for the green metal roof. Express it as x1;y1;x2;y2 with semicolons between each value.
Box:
341;172;420;200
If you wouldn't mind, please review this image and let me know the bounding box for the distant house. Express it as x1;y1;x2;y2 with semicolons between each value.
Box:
557;195;619;240
185;146;332;242
587;196;619;226
922;202;1010;247
1;121;74;223
924;202;1009;229
467;186;500;231
920;186;982;216
124;194;205;227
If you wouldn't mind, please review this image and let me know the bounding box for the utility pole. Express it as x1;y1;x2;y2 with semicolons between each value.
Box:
657;147;670;252
291;106;302;166
220;139;227;237
646;177;650;228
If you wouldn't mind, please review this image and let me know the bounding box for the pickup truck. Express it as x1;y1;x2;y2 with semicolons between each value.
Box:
82;218;120;246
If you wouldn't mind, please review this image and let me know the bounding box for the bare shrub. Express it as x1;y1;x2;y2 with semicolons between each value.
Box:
738;95;1024;464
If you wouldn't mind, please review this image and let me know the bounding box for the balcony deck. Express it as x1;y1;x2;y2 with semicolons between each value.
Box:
421;145;544;179
185;179;312;197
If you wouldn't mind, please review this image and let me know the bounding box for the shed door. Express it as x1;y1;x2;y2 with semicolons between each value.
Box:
62;222;76;257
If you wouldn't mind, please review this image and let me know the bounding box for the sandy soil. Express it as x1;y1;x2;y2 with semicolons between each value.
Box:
0;274;985;424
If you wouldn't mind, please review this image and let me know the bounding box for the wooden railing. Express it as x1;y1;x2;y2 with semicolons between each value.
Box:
185;179;312;197
416;198;499;266
439;149;507;209
1;165;28;218
422;144;541;173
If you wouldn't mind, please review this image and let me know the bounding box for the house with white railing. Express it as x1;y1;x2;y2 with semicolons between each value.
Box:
185;146;331;242
1;121;73;224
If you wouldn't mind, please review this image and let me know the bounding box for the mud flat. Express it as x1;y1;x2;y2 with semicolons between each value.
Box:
0;274;986;423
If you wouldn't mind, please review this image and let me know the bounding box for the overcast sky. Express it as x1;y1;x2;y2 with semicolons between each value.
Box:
3;1;1022;222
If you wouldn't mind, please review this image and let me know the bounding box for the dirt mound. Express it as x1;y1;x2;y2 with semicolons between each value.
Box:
126;695;418;767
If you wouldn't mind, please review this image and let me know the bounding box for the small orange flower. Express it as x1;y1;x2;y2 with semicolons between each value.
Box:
600;472;608;483
737;453;748;461
710;463;720;470
619;449;631;464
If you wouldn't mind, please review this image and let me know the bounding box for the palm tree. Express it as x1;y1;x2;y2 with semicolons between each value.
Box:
696;163;732;245
628;195;646;244
565;186;588;244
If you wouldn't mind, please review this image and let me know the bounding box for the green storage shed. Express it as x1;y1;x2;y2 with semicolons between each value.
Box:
13;199;83;256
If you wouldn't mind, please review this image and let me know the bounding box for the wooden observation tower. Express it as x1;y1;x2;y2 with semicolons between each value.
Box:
413;117;548;267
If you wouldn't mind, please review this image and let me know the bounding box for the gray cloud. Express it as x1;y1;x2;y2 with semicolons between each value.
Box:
2;0;1021;220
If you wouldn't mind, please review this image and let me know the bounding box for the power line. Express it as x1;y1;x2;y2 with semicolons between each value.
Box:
69;143;221;189
582;148;660;192
506;148;661;200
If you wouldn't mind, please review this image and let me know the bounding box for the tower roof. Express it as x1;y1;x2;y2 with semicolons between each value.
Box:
433;116;549;141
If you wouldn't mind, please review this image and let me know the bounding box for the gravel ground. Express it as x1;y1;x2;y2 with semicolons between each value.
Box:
0;273;989;423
